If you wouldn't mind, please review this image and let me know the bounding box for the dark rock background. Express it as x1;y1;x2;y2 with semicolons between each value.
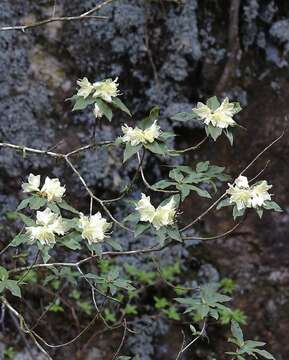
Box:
1;0;289;359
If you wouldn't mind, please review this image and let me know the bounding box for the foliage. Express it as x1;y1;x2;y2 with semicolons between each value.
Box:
227;321;276;360
0;78;281;359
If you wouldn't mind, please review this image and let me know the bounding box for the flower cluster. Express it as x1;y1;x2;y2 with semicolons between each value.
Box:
26;208;66;245
77;77;119;103
22;174;65;202
136;194;176;230
193;97;238;129
227;175;272;211
121;120;161;146
79;212;111;244
22;174;111;247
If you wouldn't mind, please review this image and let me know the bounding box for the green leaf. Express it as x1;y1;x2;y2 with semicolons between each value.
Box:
206;124;223;141
123;212;140;224
231;320;244;346
18;213;35;226
189;185;211;198
111;97;131;116
225;130;234;146
6;280;21;298
58;200;79;215
196;161;210;173
254;349;275;360
124;304;138;315
29;196;46;210
216;197;231;210
152;180;175;190
263;201;282;212
61;232;82;250
160;131;175;140
233;206;245;220
106;239;122;251
164;306;181;320
87;242;103;256
71;95;95;111
233;102;242;115
134;223;150;237
17;198;31;211
169;168;184;183
123;143;142;163
94;98;113;121
114;278;135;291
0;266;9;282
166;227;182;242
257;208;263;219
179;184;191;201
10;233;31;247
144;141;167;155
206;96;220;111
171;112;195;122
38;245;51;263
47;202;61;214
149;106;160;120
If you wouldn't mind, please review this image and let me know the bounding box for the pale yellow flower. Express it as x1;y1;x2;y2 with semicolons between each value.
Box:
77;77;94;99
122;121;161;146
22;174;41;193
135;194;176;229
251;181;272;208
152;198;176;230
227;176;252;211
26;208;66;245
193;97;237;129
135;194;156;223
234;175;249;189
143;120;161;143
92;78;119;103
79;212;111;244
121;125;146;146
41;177;66;202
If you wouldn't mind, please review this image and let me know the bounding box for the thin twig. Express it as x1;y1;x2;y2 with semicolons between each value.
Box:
64;156;132;232
111;319;128;360
137;152;178;194
183;220;242;241
176;320;207;358
169;136;208;154
180;131;284;231
0;0;115;32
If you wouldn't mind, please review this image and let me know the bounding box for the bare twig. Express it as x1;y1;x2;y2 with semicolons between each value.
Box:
169;136;208;154
2;297;53;359
64;156;132;232
181;131;284;231
183;220;242;241
111;319;128;360
176;320;207;359
0;0;115;32
137;152;178;194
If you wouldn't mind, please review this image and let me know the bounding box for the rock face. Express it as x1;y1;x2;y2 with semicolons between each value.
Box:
1;1;289;359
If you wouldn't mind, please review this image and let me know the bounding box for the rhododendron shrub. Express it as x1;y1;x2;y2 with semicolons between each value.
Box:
0;77;281;360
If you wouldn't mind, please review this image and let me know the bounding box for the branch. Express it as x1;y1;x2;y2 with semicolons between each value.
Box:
111;319;128;360
137;152;178;194
175;320;207;359
180;131;284;232
2;297;53;360
168;136;208;154
0;0;115;32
